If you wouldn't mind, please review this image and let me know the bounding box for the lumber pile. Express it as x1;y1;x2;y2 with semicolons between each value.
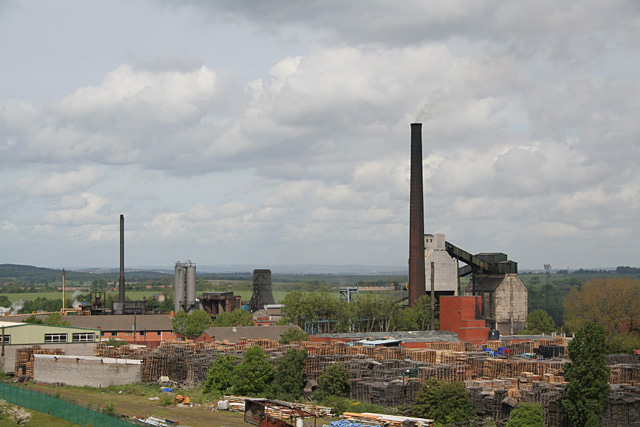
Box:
14;346;65;381
609;364;640;386
350;379;422;407
341;411;433;426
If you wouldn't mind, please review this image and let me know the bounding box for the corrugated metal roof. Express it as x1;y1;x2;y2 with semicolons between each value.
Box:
203;325;303;344
65;314;173;331
316;330;459;343
0;314;174;331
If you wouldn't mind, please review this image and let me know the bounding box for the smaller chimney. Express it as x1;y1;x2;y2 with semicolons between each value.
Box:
119;214;125;304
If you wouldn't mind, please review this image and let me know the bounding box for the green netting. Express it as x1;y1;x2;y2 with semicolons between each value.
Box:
0;383;135;426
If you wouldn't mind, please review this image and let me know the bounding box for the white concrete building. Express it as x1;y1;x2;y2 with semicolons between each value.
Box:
424;233;459;295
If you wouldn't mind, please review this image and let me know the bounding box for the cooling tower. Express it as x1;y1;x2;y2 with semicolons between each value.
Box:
249;269;275;312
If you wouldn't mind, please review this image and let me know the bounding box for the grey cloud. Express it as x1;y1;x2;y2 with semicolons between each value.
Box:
170;0;639;62
135;56;203;73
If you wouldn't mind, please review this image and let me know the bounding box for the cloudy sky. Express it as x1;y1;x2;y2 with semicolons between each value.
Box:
1;1;638;272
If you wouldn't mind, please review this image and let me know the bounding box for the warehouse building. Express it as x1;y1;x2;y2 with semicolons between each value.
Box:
0;321;100;373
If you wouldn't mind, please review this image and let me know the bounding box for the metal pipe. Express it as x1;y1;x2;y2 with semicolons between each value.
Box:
409;123;426;307
119;214;125;304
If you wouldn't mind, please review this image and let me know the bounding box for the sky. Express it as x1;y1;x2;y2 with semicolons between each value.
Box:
0;0;639;272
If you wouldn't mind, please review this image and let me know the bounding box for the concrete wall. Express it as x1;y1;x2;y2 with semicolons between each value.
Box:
0;343;97;374
33;354;142;387
493;274;528;335
424;233;458;293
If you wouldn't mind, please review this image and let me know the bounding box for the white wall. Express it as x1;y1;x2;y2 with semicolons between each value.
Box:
33;354;142;387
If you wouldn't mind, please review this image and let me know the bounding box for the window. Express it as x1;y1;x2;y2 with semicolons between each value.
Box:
72;333;95;343
0;335;9;344
44;333;67;343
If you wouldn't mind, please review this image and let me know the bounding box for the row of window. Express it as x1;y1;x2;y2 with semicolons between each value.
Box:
1;334;97;344
44;333;95;343
105;331;163;337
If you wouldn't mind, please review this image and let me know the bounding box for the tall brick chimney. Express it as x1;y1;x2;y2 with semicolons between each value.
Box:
409;123;426;307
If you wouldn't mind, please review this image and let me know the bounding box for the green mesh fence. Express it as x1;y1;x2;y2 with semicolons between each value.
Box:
0;383;135;426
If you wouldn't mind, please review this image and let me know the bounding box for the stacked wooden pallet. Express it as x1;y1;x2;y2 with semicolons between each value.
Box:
14;346;66;380
609;364;640;386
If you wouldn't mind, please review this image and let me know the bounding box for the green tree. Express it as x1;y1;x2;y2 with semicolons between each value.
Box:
183;309;213;339
212;308;254;327
316;363;350;400
271;348;308;401
562;322;610;427
171;310;188;336
0;295;10;307
520;309;555;334
23;315;43;324
203;354;237;394
232;346;274;396
155;295;174;313
506;402;544;427
279;327;309;344
413;294;432;330
43;313;71;326
412;379;475;424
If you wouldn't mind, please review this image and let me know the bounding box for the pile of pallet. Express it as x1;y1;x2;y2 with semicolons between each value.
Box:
350;379;422;408
609;364;640;386
14;346;65;381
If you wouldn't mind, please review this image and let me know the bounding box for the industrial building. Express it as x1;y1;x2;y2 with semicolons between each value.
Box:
421;233;528;335
196;325;303;344
464;272;527;335
174;260;197;313
2;314;177;348
424;233;459;296
0;321;101;373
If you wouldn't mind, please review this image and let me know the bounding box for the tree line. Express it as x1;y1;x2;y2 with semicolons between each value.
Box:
281;291;434;334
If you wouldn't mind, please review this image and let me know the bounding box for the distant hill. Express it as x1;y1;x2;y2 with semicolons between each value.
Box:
0;263;408;286
0;263;170;284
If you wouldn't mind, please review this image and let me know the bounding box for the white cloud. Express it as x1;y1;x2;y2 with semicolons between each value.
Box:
15;167;102;197
0;1;639;269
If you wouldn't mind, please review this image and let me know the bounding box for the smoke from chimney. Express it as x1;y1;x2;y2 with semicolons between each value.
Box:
409;123;426;307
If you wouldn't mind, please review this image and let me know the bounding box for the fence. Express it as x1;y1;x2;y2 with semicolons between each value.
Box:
0;383;134;426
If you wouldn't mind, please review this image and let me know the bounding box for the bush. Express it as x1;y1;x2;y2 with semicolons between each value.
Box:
204;354;237;394
318;396;385;416
102;402;116;417
159;394;173;406
8;406;32;424
231;346;274;396
506;403;544;427
104;338;128;348
412;379;475;424
279;327;309;344
316;363;350;400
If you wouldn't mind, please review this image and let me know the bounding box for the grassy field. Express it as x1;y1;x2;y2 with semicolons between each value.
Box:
17;382;334;427
0;407;84;426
